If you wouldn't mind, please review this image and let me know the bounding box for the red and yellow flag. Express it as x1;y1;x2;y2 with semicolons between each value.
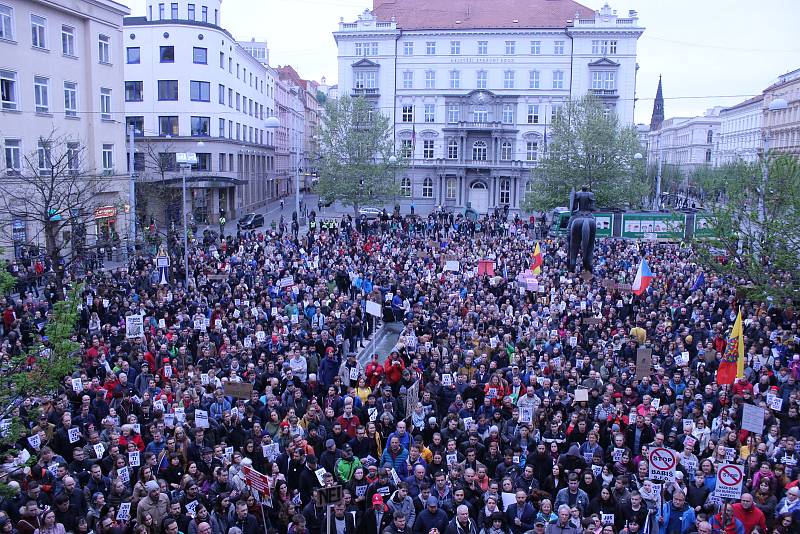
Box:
716;309;744;385
531;242;543;275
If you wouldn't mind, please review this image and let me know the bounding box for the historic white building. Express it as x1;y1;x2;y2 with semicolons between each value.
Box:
124;0;276;226
0;0;130;257
334;0;644;214
646;108;721;172
715;96;763;165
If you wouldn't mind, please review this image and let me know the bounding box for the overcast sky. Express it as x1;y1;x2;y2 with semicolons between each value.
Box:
128;0;798;124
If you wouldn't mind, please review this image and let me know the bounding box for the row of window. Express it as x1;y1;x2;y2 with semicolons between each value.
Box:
395;69;570;91
123;79;264;119
0;5;113;63
398;177;520;204
358;39;617;57
399;103;561;125
0;70;111;118
3;138;114;174
398;139;539;162
133;151;275;175
126;115;264;144
150;2;217;25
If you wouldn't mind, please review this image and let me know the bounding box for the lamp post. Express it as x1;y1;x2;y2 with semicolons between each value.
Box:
176;152;198;287
388;155;397;210
264;116;281;214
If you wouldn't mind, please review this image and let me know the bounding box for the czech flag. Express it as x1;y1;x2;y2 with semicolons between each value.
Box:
717;309;745;385
631;258;653;296
531;242;543;274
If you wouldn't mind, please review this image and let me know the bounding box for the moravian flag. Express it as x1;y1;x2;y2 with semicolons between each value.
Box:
631;258;653;296
531;242;543;274
717;309;745;385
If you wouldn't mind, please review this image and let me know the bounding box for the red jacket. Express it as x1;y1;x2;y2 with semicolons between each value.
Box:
384;357;405;384
365;361;384;388
732;503;766;534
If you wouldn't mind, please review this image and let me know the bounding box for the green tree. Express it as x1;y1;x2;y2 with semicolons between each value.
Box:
523;95;647;211
693;155;800;301
315;96;399;215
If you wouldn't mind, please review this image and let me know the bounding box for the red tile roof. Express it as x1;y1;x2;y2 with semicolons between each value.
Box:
373;0;595;30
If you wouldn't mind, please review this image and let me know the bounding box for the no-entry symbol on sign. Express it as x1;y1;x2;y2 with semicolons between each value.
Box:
715;463;745;500
648;447;678;481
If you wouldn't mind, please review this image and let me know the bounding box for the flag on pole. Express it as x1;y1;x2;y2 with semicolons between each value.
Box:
690;272;705;292
631;258;653;296
531;242;543;274
716;309;745;385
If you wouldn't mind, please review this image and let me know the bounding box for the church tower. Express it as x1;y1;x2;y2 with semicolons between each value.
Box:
650;75;664;131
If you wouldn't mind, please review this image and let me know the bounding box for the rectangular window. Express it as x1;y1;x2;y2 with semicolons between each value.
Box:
610;40;617;54
66;142;80;173
218;84;225;104
450;40;460;55
227;120;232;138
592;39;618;55
3;139;21;174
447;140;458;159
449;70;460;89
0;5;14;41
235;92;240;110
159;116;178;136
37;140;51;174
158;3;164;19
193;47;207;64
102;144;114;172
499;180;510;205
424;104;435;123
473;109;488;122
63;81;77;117
553;70;564;89
170;3;178;19
591;71;615;90
502;104;513;124
551;103;562;121
187;3;195;20
61;25;75;56
401;105;413;123
100;88;111;119
446;177;456;199
500;142;512;160
354;42;362;56
402;71;413;89
126;116;143;136
477;41;488;55
227;88;232;106
423;139;434;159
554;40;565;55
503;70;515;89
31;15;46;49
476;70;487;89
505;40;515;55
218;118;224;137
0;69;18;110
219;51;224;68
218;152;225;171
160;45;174;62
125;81;143;102
34;76;49;113
529;70;540;89
98;34;110;64
403;41;413;55
530;40;541;55
158;80;178;100
447;104;460;123
425;70;435;89
400;139;412;158
127;47;140;64
527;105;539;124
201;6;207;22
426;41;436;55
526;141;538;161
190;81;210;102
191;116;210;136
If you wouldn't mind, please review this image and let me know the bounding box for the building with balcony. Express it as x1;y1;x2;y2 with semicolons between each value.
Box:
715;96;763;165
763;67;800;156
646;108;721;172
333;0;644;213
0;0;130;257
124;0;276;227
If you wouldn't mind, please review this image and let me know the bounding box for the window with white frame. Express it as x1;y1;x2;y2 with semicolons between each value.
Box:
449;70;460;89
527;104;539;124
426;41;436;55
0;69;18;110
591;71;615;90
525;180;535;194
3;139;21;174
551;102;562;121
61;25;75;56
472;141;487;161
503;70;515;89
529;70;540;89
450;40;460;55
553;70;564;89
425;70;435;89
354;72;365;89
100;87;111;119
447;104;460;123
401;105;413;123
473;108;488;123
102;144;114;172
402;71;413;89
422;177;433;198
500;141;512;161
403;41;413;55
591;39;617;55
0;5;14;41
530;40;541;55
476;70;487;89
477;41;488;55
37;139;51;174
64;81;77;117
505;40;515;55
502;104;513;124
218;118;225;137
554;40;565;54
447;139;458;159
66;141;79;173
526;141;539;161
446;177;457;199
400;177;411;197
98;34;110;64
218;84;225;104
424;104;435;123
31;15;46;48
400;139;412;158
423;139;434;159
34;76;49;113
499;179;510;204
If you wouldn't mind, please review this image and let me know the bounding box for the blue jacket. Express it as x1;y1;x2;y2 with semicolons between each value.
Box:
505;502;536;534
657;502;696;534
380;446;409;476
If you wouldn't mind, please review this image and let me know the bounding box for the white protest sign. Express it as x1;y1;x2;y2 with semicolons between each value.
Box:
714;463;745;499
446;453;458;466
185;500;198;518
444;260;460;272
256;331;266;343
128;451;140;467
315;467;327;485
767;395;783;411
349;367;359;382
72;378;83;392
117;502;131;521
575;388;589;402
117;466;130;483
742;404;765;434
125;315;144;339
68;427;81;444
93;443;105;458
27;434;41;450
195;409;210;428
366;300;382;318
612;448;625;462
648;447;678;482
519;406;533;424
201;374;210;385
441;374;452;386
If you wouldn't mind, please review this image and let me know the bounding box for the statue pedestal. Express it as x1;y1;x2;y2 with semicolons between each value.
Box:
580;271;594;282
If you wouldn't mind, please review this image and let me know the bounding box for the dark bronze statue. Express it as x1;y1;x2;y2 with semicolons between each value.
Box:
566;186;597;273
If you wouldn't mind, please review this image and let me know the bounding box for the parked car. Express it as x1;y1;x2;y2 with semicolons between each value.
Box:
237;213;264;229
358;207;383;219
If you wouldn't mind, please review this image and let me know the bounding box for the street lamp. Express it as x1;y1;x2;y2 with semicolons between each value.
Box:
388;155;398;209
264;116;282;211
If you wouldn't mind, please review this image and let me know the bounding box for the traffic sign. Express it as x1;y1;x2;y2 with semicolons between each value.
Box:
648;447;678;481
715;463;745;500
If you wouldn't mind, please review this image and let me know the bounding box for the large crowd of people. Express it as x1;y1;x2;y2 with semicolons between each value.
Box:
0;208;798;534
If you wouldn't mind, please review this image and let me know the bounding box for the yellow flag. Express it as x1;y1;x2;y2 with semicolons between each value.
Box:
532;242;543;275
733;310;745;379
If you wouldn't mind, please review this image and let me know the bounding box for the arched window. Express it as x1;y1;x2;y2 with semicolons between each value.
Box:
447;139;459;159
472;140;487;161
500;141;512;161
422;177;433;198
400;177;412;197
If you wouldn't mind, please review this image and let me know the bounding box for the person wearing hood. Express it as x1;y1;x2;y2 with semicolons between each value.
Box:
558;445;587;473
413;496;448;534
387;482;416;531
